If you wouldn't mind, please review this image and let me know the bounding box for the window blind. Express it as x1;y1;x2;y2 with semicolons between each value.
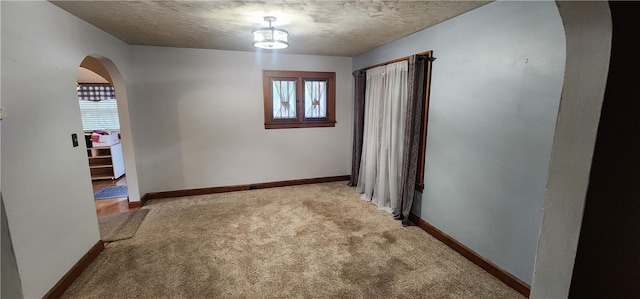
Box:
79;99;120;131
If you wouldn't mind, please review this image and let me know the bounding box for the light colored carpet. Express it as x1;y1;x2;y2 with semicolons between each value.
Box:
64;181;524;298
98;209;149;242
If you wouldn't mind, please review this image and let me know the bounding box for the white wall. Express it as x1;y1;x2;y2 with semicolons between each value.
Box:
1;2;132;297
354;1;566;284
130;46;353;194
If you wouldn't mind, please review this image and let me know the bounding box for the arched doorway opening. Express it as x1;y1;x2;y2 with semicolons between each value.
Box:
78;55;141;209
530;1;613;297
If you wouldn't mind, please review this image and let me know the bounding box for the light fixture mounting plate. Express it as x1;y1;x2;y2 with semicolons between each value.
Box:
264;16;277;23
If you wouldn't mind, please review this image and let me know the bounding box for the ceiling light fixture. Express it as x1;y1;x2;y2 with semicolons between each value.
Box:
253;16;288;50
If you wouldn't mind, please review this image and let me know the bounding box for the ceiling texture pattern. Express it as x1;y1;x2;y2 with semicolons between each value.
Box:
51;1;490;57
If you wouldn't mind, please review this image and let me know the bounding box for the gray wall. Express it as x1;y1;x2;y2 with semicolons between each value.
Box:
532;2;612;297
2;197;24;299
129;46;353;194
1;2;132;297
568;2;638;297
353;1;566;284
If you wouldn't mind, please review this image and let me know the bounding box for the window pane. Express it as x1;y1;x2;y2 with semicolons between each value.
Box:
304;80;327;118
79;99;120;131
272;80;296;119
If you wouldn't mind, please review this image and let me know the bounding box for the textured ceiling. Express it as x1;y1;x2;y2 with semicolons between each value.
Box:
51;1;490;57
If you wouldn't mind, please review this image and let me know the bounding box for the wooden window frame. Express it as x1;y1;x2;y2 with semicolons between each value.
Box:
263;70;336;129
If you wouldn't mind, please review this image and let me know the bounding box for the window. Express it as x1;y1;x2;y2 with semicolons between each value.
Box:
79;98;120;131
263;70;336;129
77;83;120;131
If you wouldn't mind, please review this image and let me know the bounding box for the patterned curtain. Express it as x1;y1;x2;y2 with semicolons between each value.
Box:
348;70;366;186
78;83;116;101
394;54;428;226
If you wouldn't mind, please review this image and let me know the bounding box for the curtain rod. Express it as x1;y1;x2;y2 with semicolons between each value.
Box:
360;50;433;71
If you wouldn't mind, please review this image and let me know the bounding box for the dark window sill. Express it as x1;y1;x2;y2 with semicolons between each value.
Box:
265;121;336;129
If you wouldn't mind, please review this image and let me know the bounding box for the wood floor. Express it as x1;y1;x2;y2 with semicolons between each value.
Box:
93;176;134;217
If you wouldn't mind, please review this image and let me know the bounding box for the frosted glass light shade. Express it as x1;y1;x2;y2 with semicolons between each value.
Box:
253;27;289;49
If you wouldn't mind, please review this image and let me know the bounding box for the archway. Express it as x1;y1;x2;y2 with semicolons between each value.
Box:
531;1;613;297
79;55;142;206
